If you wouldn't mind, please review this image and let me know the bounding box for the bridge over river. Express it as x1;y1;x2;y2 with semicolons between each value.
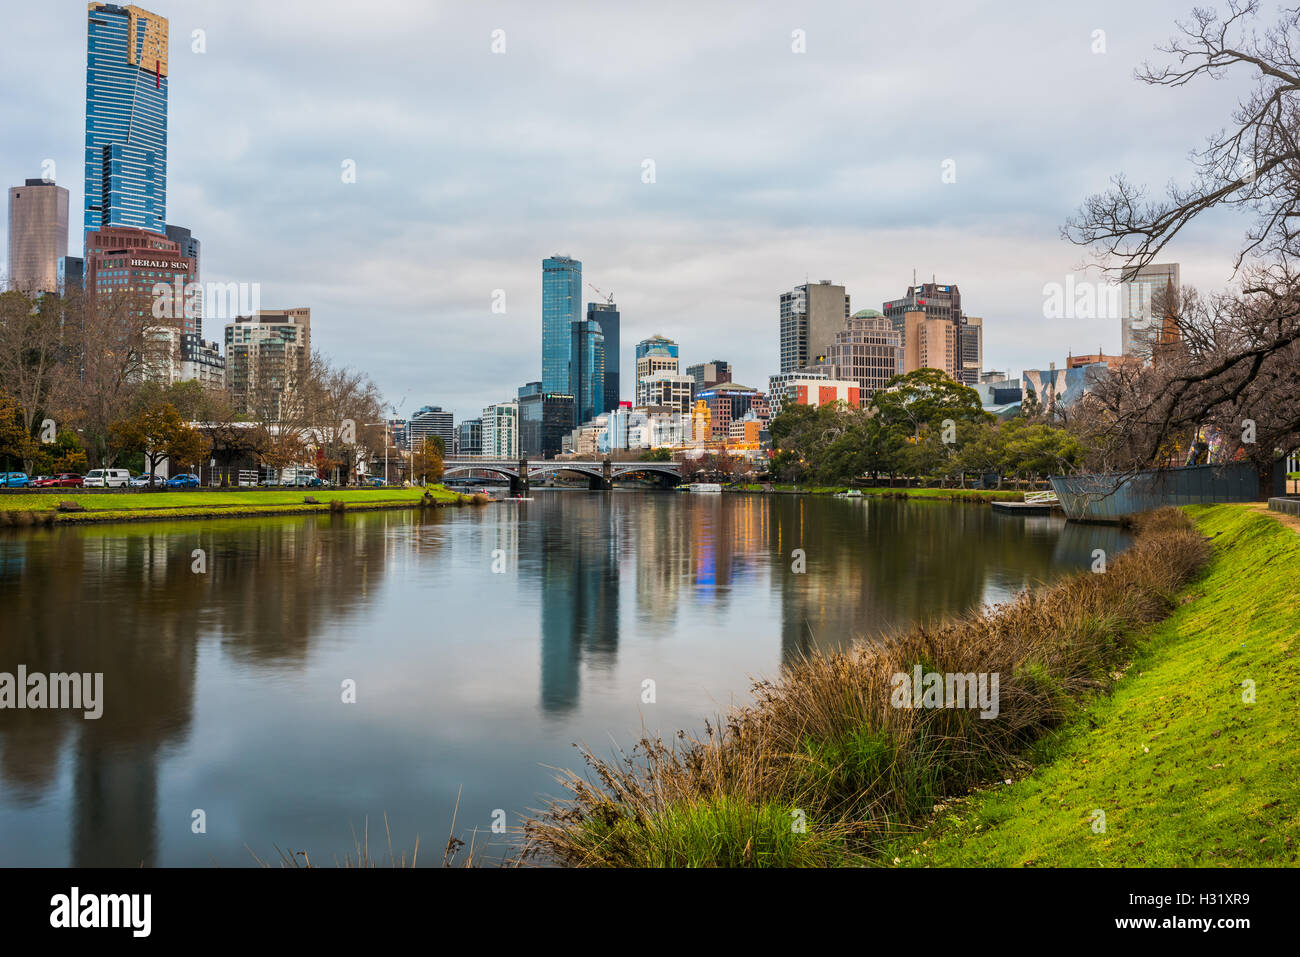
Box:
442;458;682;492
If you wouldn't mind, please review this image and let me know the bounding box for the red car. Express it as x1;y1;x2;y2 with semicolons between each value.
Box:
32;473;85;488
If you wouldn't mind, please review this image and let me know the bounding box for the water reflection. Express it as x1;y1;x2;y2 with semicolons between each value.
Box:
0;494;1129;865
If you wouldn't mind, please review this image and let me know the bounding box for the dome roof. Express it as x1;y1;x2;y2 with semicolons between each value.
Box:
852;309;883;318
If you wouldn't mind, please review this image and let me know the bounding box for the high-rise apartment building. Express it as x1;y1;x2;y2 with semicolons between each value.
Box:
569;317;606;427
686;360;730;391
587;301;620;413
822;311;903;403
223;308;311;419
1120;262;1180;357
779;281;850;373
7;179;69;293
408;406;455;452
84;4;170;237
542;256;581;393
482;400;519;458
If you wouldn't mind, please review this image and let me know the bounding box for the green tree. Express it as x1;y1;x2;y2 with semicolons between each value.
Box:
110;401;207;483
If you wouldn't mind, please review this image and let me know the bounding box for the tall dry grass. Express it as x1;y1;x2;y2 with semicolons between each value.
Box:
521;508;1211;867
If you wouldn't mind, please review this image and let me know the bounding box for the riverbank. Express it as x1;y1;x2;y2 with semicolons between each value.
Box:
0;486;476;526
886;503;1299;866
732;484;1025;502
521;506;1214;866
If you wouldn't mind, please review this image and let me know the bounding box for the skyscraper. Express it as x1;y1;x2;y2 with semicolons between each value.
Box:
408;406;455;452
542;256;581;393
635;336;680;406
587;300;620;413
569;317;606;427
822;311;903;402
961;316;983;384
779;281;850;373
84;3;169;238
7;179;68;293
883;281;966;383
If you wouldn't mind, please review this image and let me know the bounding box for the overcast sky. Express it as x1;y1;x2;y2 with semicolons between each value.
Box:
2;0;1260;422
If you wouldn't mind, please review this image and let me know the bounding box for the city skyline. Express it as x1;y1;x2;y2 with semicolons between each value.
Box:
0;1;1253;424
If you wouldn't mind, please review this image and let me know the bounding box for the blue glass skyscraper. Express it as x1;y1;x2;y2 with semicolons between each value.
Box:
542;256;582;393
84;4;169;238
569;318;605;427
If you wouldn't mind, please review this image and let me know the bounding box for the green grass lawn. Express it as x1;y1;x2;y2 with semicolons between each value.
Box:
887;504;1299;867
0;485;464;523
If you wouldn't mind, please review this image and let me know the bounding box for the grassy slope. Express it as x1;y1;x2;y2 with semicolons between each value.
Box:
0;486;463;522
890;504;1299;867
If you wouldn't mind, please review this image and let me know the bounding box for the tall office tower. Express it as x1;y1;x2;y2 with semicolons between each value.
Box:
639;372;695;414
569;318;606;427
883;281;966;382
542;256;582;393
635;336;680;405
223;308;311;419
779;280;851;373
823;311;904;403
587;301;620;413
456;418;483;456
84;4;170;237
7;179;69;293
686;359;730;391
959;316;983;385
482;400;519;458
1120;262;1180;358
408;405;455;452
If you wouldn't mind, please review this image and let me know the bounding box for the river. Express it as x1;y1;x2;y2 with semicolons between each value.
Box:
0;491;1131;865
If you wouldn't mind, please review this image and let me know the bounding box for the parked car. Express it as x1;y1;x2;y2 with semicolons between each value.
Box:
1;472;30;488
166;473;201;488
33;473;85;488
30;475;53;485
83;468;131;488
368;477;387;487
130;472;164;488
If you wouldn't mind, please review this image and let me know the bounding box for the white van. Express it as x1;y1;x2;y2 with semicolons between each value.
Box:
84;468;131;488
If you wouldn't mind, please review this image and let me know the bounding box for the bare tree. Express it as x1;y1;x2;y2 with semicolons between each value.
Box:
1064;0;1300;493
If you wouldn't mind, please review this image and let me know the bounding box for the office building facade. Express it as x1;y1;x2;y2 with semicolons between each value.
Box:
823;311;903;403
639;372;694;414
635;336;680;405
542;256;581;393
587;301;620;413
686;360;730;392
779;281;850;373
84;3;170;237
7;179;69;293
456;418;482;456
884;281;966;383
519;391;575;458
85;225;197;334
960;316;982;385
569;317;606;427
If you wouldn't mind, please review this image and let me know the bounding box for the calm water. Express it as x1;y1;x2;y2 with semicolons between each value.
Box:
0;491;1130;866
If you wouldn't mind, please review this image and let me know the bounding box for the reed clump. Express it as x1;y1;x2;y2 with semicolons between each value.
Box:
521;507;1210;867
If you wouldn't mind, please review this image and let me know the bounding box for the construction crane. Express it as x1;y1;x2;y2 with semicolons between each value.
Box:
586;281;614;305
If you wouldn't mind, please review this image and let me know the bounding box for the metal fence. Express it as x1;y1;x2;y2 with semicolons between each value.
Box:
1051;461;1284;522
